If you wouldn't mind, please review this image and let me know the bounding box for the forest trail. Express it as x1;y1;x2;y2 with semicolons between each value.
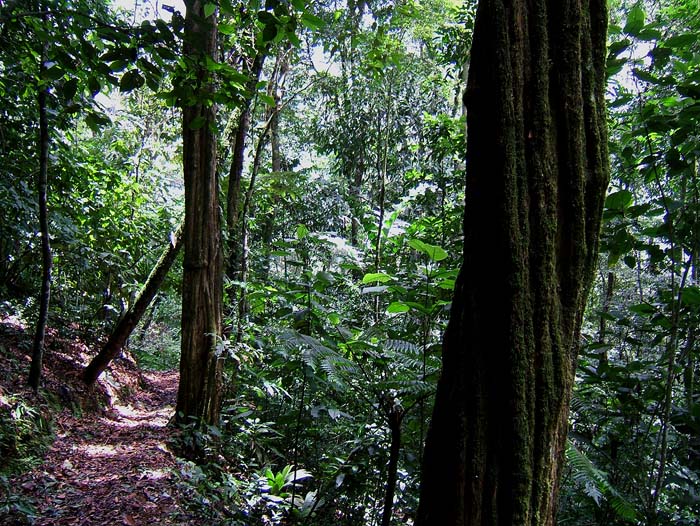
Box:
1;321;194;525
19;370;190;526
14;369;194;526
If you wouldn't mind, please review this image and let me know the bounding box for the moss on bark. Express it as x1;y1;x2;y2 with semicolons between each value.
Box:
416;1;609;524
176;0;224;429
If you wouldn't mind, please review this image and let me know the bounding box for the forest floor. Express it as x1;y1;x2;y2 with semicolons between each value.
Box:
0;317;197;525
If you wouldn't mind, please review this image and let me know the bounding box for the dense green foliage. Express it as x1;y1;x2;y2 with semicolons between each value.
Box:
1;0;700;524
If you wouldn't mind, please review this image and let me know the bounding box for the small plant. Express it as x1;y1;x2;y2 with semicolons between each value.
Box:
262;465;311;498
0;395;52;475
0;474;36;524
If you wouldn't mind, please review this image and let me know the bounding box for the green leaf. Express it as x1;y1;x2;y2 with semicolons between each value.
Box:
262;22;278;43
301;13;325;31
629;303;656;316
664;33;697;48
636;27;661;41
85;111;111;132
606;57;626;78
408;239;448;262
678;83;700;99
44;64;65;81
87;76;101;96
296;224;309;239
188;116;207;129
632;68;659;84
608;39;631;57
623;5;645;36
681;286;700;306
361;272;393;284
605;190;634;211
259;93;276;106
387;302;410;314
219;23;237;35
61;77;79;100
204;3;216;18
119;70;144;92
220;0;235;15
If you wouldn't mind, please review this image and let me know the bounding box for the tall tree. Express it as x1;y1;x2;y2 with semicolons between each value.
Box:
416;1;609;525
28;43;52;392
176;0;224;427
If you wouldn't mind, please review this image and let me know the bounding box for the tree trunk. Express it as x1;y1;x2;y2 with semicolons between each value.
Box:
226;52;265;280
176;0;223;428
235;120;268;342
83;222;183;385
380;408;402;526
416;2;609;525
597;271;615;369
28;67;51;392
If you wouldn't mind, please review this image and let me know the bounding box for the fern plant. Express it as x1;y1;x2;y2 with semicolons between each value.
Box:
565;439;638;523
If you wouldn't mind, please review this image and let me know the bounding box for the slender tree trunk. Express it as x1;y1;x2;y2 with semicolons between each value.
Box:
380;408;402;526
176;0;223;428
235;123;268;342
259;50;286;282
83;223;183;385
416;2;609;525
226;52;265;280
597;271;615;369
28;62;51;392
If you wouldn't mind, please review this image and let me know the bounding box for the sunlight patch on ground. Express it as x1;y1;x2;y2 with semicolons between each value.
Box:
140;468;169;480
108;403;173;428
76;444;119;457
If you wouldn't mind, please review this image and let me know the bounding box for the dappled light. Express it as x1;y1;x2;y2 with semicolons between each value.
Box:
1;0;700;525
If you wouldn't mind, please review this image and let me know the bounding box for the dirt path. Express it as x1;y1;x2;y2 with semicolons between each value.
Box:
13;370;194;526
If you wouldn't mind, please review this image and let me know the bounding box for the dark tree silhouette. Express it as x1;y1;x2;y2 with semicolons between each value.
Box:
416;1;610;524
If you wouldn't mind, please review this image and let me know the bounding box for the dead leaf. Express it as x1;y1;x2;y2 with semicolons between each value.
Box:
122;514;137;526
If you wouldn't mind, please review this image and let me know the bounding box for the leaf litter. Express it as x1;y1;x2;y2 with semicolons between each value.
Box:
0;318;197;525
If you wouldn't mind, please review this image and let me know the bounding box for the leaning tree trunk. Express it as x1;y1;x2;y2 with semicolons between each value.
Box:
176;0;223;427
83;222;183;386
28;59;51;392
416;1;609;525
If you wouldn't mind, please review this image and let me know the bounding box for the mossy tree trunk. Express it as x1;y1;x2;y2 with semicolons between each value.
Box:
416;1;609;525
176;0;223;428
83;223;183;386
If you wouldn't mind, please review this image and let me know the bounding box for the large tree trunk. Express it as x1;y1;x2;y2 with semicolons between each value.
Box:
416;2;609;525
28;64;51;392
176;0;223;427
83;223;183;386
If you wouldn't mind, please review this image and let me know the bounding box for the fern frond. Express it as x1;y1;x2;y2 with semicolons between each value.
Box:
565;440;638;522
385;339;420;354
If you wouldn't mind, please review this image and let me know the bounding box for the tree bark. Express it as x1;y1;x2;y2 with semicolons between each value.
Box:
416;1;609;525
598;270;615;367
176;0;223;428
28;65;51;392
83;222;183;385
226;51;265;280
380;408;402;526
